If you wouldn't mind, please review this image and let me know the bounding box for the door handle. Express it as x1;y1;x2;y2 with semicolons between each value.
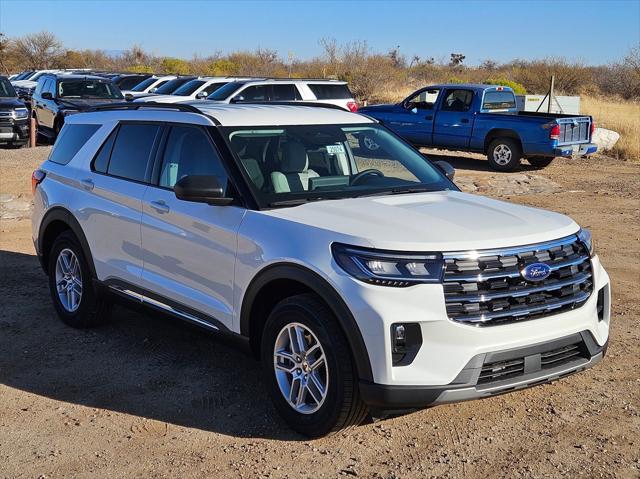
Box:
150;200;170;214
461;118;470;124
80;178;94;191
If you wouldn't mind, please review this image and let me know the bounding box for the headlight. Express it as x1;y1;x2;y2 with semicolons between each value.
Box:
332;243;444;287
11;108;29;120
577;228;594;257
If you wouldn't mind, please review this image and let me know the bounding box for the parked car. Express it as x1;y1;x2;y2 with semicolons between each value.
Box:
12;70;66;103
0;76;30;148
142;76;197;96
135;76;252;103
110;73;153;91
31;74;124;141
31;101;610;437
121;75;177;100
359;84;597;171
206;78;359;111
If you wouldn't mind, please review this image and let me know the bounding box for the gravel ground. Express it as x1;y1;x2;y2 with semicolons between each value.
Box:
0;146;638;478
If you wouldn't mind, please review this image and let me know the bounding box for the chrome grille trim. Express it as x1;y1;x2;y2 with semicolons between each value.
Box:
443;235;593;326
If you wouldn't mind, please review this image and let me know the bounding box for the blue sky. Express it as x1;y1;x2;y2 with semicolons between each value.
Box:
1;0;638;65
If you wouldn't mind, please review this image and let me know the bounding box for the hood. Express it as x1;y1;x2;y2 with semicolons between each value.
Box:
0;97;26;109
358;103;400;114
11;80;37;88
57;97;125;110
264;190;579;252
122;91;153;98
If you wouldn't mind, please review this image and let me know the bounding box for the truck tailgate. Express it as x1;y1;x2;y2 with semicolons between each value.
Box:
557;117;591;145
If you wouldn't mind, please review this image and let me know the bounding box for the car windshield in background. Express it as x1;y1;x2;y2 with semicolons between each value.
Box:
117;76;148;90
130;77;157;92
225;123;454;207
207;81;246;100
482;90;516;110
153;77;194;94
59;80;123;99
0;78;17;97
173;79;206;96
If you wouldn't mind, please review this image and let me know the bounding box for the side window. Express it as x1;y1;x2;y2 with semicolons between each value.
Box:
158;126;228;190
92;127;118;173
271;84;297;101
407;88;440;110
34;78;45;96
201;82;225;97
48;124;101;165
153;80;169;89
46;79;57;96
107;123;160;182
441;89;473;112
239;85;269;101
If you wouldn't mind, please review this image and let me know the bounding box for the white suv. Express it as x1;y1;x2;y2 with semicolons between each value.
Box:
134;77;254;104
206;78;359;111
32;102;610;437
121;75;177;99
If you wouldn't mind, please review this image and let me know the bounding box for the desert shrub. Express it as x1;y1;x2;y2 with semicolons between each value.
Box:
484;78;527;94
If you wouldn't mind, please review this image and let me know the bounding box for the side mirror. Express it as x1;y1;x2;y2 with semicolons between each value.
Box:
42;92;53;100
124;93;133;101
230;94;245;103
149;87;157;93
195;91;208;99
434;160;455;180
174;175;233;206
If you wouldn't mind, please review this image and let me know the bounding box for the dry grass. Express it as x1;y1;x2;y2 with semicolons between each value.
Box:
582;96;640;162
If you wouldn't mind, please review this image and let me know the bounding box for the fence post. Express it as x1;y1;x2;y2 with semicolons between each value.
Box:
547;75;555;113
29;117;36;148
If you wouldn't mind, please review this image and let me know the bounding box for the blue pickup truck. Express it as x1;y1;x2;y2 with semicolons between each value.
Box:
358;84;597;171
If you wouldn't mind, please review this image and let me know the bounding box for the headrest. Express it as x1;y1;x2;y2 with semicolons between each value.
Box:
281;141;308;173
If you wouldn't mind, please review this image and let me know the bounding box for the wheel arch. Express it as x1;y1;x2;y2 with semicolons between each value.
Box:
39;207;96;278
484;129;522;154
240;263;373;382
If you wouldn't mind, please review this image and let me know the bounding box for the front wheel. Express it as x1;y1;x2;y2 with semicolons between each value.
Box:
261;294;368;437
527;156;555;168
487;138;522;172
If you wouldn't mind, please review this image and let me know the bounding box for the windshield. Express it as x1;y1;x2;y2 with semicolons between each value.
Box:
0;78;17;97
225;123;454;207
207;81;246;100
153;77;194;95
131;77;157;92
173;79;206;96
59;80;123;99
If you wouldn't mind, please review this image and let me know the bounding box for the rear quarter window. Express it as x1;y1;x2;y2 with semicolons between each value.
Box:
48;124;101;165
307;84;353;100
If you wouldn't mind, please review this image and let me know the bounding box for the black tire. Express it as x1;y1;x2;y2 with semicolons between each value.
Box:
261;293;368;437
527;156;555;168
47;231;112;328
487;138;522;172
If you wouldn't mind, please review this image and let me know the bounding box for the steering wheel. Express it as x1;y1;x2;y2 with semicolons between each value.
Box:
350;169;384;186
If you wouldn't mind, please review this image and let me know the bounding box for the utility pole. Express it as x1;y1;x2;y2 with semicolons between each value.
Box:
547;75;555;113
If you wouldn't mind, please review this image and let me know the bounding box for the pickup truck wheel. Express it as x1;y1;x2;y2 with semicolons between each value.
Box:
47;231;112;328
487;138;522;172
527;156;555;168
261;293;368;437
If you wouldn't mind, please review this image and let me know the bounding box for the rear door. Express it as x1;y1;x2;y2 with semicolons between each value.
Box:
140;124;245;330
433;88;475;148
82;122;161;286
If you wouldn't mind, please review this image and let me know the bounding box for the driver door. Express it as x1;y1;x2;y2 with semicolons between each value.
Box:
391;88;441;146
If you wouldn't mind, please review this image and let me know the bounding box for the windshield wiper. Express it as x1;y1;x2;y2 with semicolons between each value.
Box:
269;196;337;207
352;186;433;198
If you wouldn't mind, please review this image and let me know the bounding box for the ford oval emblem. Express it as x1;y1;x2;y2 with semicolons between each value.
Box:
521;262;551;282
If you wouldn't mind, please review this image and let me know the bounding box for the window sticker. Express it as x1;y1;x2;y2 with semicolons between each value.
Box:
326;144;345;155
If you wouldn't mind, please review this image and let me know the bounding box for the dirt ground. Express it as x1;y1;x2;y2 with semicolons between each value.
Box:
0;146;638;479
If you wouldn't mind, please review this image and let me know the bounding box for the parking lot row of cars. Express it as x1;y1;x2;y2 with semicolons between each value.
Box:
4;69;358;145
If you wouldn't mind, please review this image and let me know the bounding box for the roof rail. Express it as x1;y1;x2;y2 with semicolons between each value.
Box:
84;101;221;125
263;77;342;82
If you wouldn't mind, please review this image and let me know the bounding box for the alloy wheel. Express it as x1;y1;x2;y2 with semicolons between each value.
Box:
55;248;83;312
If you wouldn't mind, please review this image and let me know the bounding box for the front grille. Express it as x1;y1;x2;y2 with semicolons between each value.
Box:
443;235;593;326
478;339;588;385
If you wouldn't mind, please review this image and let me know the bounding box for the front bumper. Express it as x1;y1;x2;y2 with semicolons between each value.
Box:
555;142;597;157
0;118;29;144
360;330;606;410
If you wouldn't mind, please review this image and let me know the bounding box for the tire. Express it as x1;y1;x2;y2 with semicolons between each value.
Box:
261;293;368;437
47;231;112;328
527;156;555;168
487;138;522;172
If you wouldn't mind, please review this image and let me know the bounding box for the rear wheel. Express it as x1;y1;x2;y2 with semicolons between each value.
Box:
487;138;522;172
261;294;368;437
527;156;555;168
47;231;112;328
